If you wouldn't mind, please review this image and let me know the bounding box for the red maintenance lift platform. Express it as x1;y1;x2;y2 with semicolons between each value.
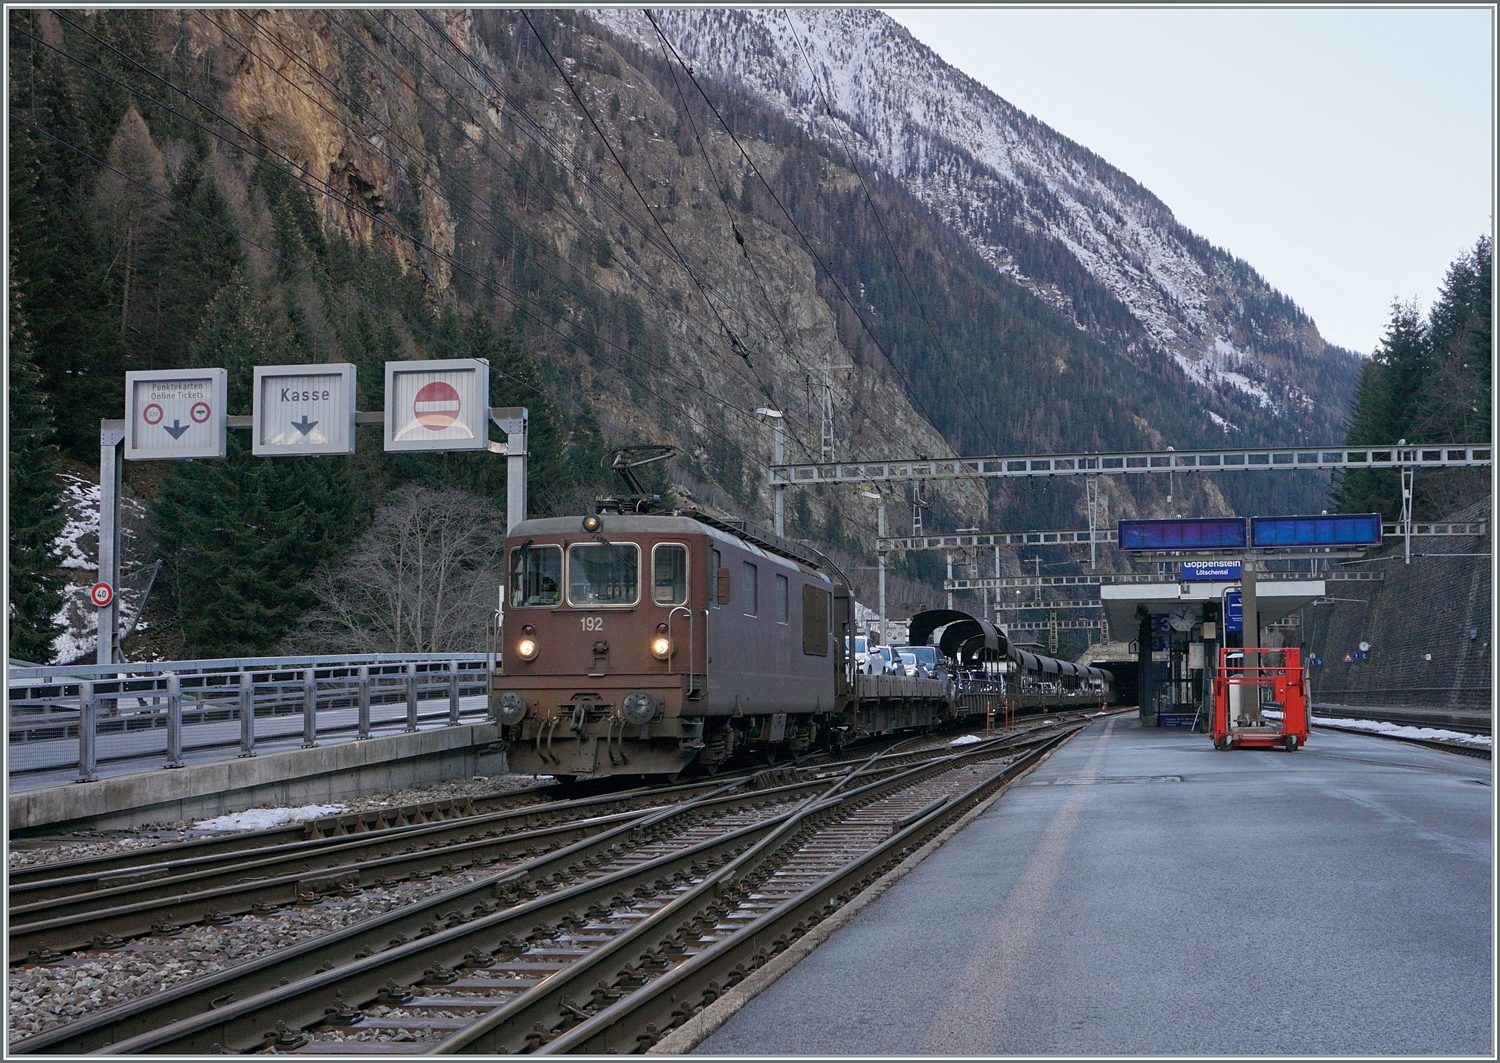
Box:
1211;646;1309;751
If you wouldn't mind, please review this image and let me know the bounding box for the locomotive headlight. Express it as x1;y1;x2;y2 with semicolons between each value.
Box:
494;691;528;725
650;622;671;660
621;691;658;726
516;637;539;661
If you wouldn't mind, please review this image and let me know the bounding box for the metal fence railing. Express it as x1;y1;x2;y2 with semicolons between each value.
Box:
7;654;494;787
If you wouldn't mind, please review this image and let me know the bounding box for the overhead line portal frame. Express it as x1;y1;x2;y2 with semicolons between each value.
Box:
810;442;1488;641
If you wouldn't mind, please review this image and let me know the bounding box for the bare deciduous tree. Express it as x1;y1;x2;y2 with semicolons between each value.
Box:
282;484;505;653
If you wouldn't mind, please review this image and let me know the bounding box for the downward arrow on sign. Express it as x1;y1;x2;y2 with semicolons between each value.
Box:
291;416;319;435
163;421;190;440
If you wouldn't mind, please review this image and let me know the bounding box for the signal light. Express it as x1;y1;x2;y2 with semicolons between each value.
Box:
651;636;672;659
517;637;539;661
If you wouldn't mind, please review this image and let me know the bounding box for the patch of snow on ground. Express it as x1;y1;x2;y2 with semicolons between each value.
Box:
1173;352;1278;412
49;610;94;667
1207;411;1235;433
949;734;982;746
193;804;348;832
54;474;101;569
1312;716;1491;747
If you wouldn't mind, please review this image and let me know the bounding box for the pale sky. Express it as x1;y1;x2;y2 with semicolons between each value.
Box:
883;6;1494;356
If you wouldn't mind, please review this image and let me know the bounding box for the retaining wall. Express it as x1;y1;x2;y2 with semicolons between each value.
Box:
1300;497;1491;715
8;723;507;834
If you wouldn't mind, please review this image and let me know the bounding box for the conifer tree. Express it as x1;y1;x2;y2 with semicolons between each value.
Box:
7;291;67;663
1331;240;1491;520
143;143;245;369
8;33;126;454
1329;302;1429;518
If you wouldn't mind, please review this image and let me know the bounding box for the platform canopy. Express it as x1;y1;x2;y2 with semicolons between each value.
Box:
1099;580;1325;636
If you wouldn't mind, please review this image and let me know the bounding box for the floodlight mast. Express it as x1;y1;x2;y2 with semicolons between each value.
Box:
860;490;886;645
756;408;784;536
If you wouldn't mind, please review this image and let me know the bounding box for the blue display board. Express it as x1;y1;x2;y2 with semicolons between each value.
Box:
1250;513;1382;548
1181;560;1242;581
1117;517;1247;551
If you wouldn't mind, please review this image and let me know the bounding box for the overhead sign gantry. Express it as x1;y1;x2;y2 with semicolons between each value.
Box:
98;358;528;666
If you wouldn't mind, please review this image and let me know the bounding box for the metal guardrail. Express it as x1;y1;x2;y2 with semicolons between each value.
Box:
7;654;494;785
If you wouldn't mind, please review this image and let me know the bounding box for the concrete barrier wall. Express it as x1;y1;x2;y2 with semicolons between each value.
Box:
8;723;507;834
1301;497;1491;714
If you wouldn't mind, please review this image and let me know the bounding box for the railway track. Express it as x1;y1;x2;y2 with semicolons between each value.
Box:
11;721;1080;1054
1311;721;1492;760
8;740;981;958
7;779;688;889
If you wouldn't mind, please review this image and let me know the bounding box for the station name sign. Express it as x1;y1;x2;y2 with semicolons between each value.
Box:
1180;560;1242;581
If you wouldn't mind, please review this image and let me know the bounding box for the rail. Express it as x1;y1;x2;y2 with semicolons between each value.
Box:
7;654;494;786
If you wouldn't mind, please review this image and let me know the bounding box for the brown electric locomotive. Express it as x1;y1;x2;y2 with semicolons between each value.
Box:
492;508;853;778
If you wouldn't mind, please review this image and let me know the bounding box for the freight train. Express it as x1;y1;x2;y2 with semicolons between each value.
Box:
490;504;1112;779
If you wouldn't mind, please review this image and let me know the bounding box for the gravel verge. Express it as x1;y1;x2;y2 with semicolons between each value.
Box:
6;774;552;872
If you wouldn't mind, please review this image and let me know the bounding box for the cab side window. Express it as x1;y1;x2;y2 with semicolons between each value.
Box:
742;562;758;616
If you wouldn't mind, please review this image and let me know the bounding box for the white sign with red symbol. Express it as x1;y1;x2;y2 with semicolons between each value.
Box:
384;358;491;453
124;368;228;461
90;582;114;608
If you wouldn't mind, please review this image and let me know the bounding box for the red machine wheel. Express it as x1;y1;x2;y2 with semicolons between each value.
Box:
1284;734;1299;751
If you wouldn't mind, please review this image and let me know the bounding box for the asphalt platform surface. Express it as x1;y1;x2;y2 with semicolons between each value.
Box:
697;716;1493;1055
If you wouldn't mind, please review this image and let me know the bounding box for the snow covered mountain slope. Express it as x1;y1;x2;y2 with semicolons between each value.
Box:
593;7;1360;444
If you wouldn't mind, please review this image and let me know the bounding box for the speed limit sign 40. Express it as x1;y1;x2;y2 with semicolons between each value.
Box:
90;582;114;608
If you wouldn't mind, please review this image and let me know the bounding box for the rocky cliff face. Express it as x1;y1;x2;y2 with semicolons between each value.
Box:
594;7;1361;445
172;8;984;515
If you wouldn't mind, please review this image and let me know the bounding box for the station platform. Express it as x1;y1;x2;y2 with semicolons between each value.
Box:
698;715;1493;1055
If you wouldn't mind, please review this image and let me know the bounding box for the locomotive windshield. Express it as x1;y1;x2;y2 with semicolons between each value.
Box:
509;545;561;607
568;543;640;606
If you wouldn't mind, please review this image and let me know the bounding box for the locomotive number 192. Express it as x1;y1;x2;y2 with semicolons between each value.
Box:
579;615;604;632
